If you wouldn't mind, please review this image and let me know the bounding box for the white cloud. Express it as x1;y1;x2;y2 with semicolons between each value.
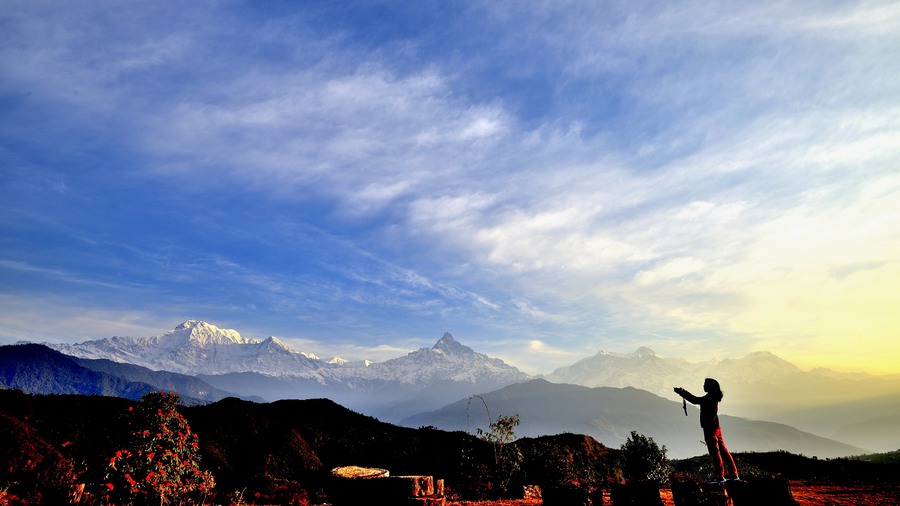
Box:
3;0;899;372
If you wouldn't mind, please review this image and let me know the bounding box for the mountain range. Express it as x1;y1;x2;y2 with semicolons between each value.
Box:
7;319;898;456
0;343;247;405
542;347;900;453
402;378;867;459
43;320;529;421
47;320;327;377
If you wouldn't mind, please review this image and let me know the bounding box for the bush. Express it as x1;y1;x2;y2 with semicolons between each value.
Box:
102;392;215;505
619;431;671;484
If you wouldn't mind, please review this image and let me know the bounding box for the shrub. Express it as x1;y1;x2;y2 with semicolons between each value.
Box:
103;392;215;505
619;431;671;484
477;414;524;497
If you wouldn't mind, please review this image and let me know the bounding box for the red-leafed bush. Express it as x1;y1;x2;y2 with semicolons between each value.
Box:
102;392;215;505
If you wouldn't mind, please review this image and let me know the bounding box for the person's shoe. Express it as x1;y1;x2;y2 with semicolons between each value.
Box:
727;476;741;482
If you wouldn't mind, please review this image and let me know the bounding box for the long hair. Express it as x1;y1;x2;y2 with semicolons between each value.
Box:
705;378;724;401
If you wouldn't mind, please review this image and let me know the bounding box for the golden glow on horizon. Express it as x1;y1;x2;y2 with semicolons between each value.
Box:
639;170;900;377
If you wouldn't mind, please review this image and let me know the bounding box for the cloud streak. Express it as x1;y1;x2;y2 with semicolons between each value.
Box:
1;0;899;374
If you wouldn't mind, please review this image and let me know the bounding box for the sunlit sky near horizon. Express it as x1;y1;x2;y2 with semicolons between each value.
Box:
2;1;899;376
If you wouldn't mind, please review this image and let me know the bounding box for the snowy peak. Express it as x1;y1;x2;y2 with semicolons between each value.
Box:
355;332;531;387
45;324;531;401
633;346;660;358
46;321;327;376
432;332;474;356
263;336;295;353
160;320;250;347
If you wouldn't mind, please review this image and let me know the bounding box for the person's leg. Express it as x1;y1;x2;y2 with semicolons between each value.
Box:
704;427;724;480
716;431;738;479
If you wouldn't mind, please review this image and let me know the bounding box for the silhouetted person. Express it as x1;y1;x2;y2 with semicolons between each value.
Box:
674;378;739;483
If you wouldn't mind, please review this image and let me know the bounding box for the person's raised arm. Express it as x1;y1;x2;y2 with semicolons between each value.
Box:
674;386;703;404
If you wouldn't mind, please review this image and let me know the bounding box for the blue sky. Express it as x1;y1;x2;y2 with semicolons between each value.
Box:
2;1;899;374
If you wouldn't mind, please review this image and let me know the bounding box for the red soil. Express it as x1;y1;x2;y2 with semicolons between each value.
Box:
448;482;900;505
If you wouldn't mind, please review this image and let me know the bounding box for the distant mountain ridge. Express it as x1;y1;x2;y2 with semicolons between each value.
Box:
0;343;241;404
545;347;805;401
47;320;325;377
46;321;530;386
0;343;155;400
42;321;531;421
32;321;900;453
544;347;900;453
403;379;867;460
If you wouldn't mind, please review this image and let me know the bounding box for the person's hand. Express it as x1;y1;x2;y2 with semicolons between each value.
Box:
674;386;684;395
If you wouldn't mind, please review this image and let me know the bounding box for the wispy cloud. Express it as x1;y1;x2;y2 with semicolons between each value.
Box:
2;0;898;374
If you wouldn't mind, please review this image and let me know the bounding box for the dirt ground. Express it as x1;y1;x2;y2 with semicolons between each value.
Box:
789;482;900;505
448;482;900;505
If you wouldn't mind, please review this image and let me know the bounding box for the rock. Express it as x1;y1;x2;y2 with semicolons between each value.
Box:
331;465;389;478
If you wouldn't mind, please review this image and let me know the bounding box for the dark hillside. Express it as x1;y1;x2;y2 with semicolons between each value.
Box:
516;433;618;490
184;396;501;492
0;390;135;503
0;344;155;399
0;390;133;461
74;357;243;403
4;389;896;505
0;390;620;503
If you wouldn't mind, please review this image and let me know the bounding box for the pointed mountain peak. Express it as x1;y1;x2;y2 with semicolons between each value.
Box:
633;346;660;358
432;332;475;355
437;332;456;344
262;335;294;352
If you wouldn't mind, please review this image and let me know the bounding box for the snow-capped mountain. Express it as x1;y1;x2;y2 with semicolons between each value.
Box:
46;321;530;393
352;332;531;387
43;321;533;422
48;320;327;377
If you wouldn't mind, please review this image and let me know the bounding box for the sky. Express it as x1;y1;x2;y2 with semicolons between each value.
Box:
1;1;899;375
